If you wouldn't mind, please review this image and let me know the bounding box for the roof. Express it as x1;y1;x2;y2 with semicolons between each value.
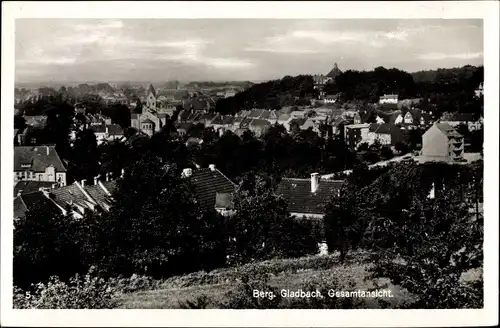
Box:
345;123;370;130
24;115;48;128
189;168;236;212
250;119;271;128
326;63;342;78
14;181;55;196
222;116;235;125
278;113;291;122
441;112;481;122
290;118;307;127
146;84;157;98
47;184;93;211
435;123;463;138
107;124;123;136
14;191;59;219
380;94;398;99
141;118;154;124
90;124;107;133
276;178;344;215
178;122;193;131
14;146;67;172
84;183;113;209
368;123;401;135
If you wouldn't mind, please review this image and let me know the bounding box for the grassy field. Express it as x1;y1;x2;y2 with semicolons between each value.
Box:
114;250;415;309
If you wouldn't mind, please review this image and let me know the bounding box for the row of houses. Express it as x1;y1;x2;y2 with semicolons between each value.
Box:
13;143;345;222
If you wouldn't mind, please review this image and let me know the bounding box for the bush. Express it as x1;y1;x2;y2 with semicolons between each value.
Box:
13;268;118;309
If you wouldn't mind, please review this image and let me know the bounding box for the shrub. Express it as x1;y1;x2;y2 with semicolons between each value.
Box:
13;268;118;309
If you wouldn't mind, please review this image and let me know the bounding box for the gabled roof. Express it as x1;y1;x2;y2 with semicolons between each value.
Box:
14;191;60;219
250;119;271;128
14;181;55;196
276;178;344;215
189;168;236;212
14;146;67;172
435;123;463;138
290;118;307;127
47;183;94;211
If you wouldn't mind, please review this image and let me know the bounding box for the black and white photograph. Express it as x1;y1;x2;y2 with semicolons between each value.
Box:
1;1;498;327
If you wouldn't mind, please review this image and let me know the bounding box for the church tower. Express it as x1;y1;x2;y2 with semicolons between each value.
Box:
145;84;157;112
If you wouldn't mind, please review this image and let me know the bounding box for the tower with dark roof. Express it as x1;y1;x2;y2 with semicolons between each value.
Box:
326;62;342;79
144;84;157;112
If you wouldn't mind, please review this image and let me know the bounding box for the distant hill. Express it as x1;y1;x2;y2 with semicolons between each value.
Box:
411;65;483;83
215;75;316;115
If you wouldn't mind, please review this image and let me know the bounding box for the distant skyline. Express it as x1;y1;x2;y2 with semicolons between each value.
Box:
15;19;483;84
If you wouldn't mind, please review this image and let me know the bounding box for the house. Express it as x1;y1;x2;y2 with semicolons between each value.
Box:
344;123;370;150
365;123;403;146
397;98;422;109
379;94;399;104
14;145;67;186
440;113;483;131
23;115;48;129
353;112;362;124
313;75;332;89
276;173;344;219
289;118;308;132
421;123;464;162
249;119;271;137
181;165;236;215
323;95;337;104
290;110;307;118
14;179;116;219
89;124;124;144
301;118;321;135
475;82;484;98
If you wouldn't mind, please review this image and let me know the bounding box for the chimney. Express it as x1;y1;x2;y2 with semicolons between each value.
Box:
81;179;86;187
46;146;50;156
209;164;216;171
105;172;110;181
182;168;193;178
94;175;99;185
310;173;319;193
121;169;125;178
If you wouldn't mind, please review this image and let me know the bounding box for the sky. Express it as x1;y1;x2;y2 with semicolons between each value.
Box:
15;19;483;84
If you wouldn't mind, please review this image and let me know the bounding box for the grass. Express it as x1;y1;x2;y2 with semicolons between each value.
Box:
114;250;415;309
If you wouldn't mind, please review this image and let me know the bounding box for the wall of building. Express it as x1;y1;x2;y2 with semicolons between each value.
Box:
422;126;449;159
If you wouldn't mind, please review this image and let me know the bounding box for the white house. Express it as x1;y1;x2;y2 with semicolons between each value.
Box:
379;94;399;104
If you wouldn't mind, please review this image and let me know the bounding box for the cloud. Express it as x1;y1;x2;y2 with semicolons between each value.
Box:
417;52;484;60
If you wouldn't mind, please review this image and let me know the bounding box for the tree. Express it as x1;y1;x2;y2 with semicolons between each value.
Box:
228;175;317;265
14;115;27;131
98;157;225;277
67;129;100;183
14;203;94;289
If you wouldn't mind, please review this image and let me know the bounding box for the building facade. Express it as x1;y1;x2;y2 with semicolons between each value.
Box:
14;145;67;186
422;123;464;162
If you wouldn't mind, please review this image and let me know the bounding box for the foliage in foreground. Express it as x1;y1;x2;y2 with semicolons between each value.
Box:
13;268;118;309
